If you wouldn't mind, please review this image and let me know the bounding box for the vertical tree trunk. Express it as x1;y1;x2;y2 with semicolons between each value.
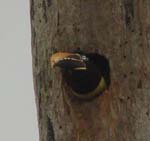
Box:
30;0;150;140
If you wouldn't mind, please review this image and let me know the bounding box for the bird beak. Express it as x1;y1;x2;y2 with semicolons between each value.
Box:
50;52;86;70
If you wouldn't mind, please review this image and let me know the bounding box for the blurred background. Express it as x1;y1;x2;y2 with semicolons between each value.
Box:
0;0;39;141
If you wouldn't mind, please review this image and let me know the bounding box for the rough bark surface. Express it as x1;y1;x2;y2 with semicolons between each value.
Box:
30;0;150;141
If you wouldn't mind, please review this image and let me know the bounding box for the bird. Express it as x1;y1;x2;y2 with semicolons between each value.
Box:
50;51;110;99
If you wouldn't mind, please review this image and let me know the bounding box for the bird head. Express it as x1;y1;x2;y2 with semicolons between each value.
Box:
50;52;110;99
50;52;88;70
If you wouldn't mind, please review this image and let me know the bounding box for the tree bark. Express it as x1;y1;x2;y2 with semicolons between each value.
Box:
30;0;150;141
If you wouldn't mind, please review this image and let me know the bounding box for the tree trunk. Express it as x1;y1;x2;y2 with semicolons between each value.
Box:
30;0;150;140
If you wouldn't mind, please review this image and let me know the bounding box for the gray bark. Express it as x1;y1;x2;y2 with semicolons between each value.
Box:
30;0;150;140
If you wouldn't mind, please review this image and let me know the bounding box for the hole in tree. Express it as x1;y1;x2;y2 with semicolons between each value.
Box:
63;50;111;97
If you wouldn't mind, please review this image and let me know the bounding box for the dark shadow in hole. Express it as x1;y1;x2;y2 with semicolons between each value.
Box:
85;53;111;89
47;116;55;141
74;49;111;89
60;49;111;101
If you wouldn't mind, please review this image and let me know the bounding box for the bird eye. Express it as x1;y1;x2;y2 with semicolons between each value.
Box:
81;55;88;61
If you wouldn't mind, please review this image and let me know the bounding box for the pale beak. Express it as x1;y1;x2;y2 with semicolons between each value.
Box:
50;52;86;70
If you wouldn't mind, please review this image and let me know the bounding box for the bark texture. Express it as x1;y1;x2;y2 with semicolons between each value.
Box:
30;0;150;141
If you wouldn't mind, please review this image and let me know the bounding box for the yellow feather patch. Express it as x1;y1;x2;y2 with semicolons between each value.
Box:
73;67;87;70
